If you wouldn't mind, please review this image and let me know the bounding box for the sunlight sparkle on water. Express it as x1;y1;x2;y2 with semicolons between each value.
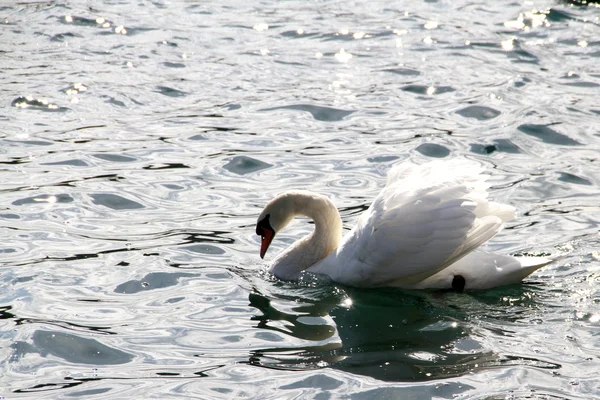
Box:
501;38;515;51
13;96;59;110
504;10;549;31
66;83;87;96
424;21;438;30
335;48;352;63
14;98;29;108
253;23;269;31
410;352;439;362
33;195;57;204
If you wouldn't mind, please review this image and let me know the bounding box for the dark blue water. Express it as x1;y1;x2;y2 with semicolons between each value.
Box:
1;1;599;398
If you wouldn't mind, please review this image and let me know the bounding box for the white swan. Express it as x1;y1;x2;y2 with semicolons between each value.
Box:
255;160;552;290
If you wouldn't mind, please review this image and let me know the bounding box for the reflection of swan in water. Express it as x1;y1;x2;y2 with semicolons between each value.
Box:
256;160;552;290
246;282;498;382
245;282;561;382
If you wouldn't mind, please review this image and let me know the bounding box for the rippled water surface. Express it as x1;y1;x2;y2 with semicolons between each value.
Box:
2;0;600;398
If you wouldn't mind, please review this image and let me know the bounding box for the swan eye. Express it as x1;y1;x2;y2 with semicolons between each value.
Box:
256;214;273;237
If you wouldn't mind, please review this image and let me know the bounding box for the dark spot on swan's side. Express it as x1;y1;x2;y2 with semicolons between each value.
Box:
452;275;466;292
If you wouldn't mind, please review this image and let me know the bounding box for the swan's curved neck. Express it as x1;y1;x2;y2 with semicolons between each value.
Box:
269;192;343;279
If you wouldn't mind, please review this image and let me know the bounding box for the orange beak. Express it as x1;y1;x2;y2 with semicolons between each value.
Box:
260;228;275;259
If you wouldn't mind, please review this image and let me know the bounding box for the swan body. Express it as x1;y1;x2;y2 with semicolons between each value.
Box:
256;160;551;290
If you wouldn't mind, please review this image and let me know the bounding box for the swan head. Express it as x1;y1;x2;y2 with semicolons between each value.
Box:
256;192;298;258
256;213;275;259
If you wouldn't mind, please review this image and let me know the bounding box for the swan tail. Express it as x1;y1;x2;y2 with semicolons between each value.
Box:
510;256;554;280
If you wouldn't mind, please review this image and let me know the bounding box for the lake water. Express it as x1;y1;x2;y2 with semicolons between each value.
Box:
1;0;599;398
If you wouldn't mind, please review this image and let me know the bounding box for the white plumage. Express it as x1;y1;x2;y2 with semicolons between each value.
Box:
255;160;551;290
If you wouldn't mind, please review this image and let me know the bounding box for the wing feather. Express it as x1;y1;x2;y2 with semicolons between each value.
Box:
310;160;511;287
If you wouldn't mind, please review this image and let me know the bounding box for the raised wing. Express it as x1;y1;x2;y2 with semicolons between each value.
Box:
310;160;514;287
